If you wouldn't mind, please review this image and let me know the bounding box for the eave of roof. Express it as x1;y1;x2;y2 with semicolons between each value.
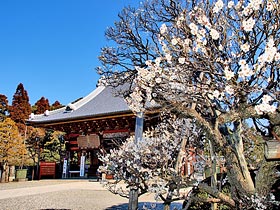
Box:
27;85;132;125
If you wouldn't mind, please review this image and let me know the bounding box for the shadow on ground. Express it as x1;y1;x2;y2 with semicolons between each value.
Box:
106;202;182;209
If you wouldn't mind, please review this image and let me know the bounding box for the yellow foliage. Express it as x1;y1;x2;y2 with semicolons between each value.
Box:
0;118;28;166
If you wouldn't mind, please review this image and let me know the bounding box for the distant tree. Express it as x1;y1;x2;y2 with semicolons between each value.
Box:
40;130;66;163
0;94;9;122
50;100;63;110
0;118;28;182
9;83;32;134
25;127;45;179
33;97;50;114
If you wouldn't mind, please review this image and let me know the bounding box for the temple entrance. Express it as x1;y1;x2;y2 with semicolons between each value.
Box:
63;130;130;179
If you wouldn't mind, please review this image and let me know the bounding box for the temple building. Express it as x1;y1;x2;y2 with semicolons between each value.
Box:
27;84;158;178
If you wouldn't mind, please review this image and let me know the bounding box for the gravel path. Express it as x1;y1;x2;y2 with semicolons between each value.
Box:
0;180;182;210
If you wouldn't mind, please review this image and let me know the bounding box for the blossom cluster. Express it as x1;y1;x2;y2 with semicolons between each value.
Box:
125;0;279;117
255;94;276;115
100;0;280;207
243;193;279;210
98;115;206;198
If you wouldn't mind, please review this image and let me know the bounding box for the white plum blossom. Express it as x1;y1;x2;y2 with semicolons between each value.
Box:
241;43;250;52
265;40;277;62
248;0;263;11
145;60;153;67
155;57;162;67
213;0;224;13
255;94;276;114
171;38;178;45
242;6;252;16
160;23;168;34
155;77;162;83
224;67;235;80
189;23;198;35
178;57;185;64
165;53;173;63
227;1;235;8
239;59;247;66
266;1;274;11
239;63;254;78
257;38;278;64
263;95;273;104
184;38;191;47
274;52;280;61
210;28;220;40
225;85;234;95
242;17;256;32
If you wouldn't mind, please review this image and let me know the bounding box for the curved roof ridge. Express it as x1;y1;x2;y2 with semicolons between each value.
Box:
70;85;106;109
29;86;106;120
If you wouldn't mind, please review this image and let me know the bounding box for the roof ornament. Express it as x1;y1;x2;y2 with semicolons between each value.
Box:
29;113;35;120
65;103;76;112
44;110;50;116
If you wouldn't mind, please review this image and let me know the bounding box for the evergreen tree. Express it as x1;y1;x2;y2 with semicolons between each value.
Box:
9;83;31;134
40;130;65;163
34;97;50;114
50;100;63;110
0;94;9;122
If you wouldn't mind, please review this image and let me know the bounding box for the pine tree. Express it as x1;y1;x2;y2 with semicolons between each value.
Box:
9;83;31;134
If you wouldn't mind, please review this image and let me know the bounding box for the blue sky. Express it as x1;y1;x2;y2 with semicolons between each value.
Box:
0;0;139;105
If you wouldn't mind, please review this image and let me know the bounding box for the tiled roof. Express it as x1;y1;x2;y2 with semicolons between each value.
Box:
27;85;131;124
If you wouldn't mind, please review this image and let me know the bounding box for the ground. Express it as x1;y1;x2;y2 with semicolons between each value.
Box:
0;179;182;210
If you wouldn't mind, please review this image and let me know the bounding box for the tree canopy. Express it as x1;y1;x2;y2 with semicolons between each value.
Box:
9;83;31;134
0;94;9;122
33;97;50;114
0;118;28;182
98;0;280;209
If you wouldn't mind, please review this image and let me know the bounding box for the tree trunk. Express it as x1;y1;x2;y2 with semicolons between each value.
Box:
175;137;187;173
255;160;279;197
209;139;218;210
1;162;8;183
0;168;3;183
227;126;255;197
128;187;139;210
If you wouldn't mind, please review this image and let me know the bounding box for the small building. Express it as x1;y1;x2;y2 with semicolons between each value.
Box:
27;84;158;178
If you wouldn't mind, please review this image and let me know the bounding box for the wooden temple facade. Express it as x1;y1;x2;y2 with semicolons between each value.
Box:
27;84;158;178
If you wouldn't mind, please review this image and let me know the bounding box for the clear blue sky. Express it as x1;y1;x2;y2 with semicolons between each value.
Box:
0;0;139;105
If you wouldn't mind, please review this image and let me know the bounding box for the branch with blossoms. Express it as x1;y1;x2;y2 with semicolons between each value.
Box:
123;0;280;209
97;0;280;209
98;113;220;207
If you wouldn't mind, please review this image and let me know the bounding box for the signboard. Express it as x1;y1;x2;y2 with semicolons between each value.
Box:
39;162;56;179
62;159;68;178
77;134;100;149
80;156;85;177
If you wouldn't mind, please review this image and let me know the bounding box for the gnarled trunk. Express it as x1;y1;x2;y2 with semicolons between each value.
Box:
255;159;279;197
226;125;255;199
